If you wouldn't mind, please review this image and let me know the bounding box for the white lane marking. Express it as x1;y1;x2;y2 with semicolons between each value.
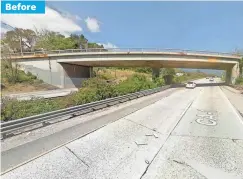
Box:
219;87;243;126
196;118;217;126
196;110;218;126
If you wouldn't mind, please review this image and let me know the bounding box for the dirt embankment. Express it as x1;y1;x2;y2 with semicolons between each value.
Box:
231;85;243;94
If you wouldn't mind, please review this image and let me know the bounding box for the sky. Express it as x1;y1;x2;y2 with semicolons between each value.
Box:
1;1;243;53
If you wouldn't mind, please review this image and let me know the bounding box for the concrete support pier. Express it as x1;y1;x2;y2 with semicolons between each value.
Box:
152;68;160;80
61;63;93;88
225;63;240;84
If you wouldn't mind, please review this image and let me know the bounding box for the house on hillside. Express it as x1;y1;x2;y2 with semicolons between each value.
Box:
176;72;184;77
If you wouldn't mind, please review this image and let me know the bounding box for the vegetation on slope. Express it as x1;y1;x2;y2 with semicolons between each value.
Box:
1;61;57;94
1;67;209;121
1;28;106;93
1;73;164;121
235;77;243;85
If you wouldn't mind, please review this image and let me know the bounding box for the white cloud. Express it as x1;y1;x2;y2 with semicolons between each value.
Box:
98;42;118;49
85;17;100;33
1;7;82;36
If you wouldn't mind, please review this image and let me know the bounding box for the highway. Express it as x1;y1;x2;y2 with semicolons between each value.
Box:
1;78;243;179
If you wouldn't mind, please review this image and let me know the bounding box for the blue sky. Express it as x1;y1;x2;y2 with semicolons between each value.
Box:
46;1;243;53
1;1;243;53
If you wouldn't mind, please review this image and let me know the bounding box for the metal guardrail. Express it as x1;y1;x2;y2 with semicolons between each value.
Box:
0;85;170;139
7;48;241;58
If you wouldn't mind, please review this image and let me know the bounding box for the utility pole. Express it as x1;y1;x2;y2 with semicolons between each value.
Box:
19;36;23;55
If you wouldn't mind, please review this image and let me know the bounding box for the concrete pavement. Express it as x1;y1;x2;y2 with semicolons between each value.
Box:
1;88;180;172
1;80;243;179
221;86;243;116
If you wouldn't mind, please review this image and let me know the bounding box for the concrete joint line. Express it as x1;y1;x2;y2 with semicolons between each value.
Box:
139;94;198;179
65;146;89;168
125;118;163;135
171;159;207;178
0;123;105;175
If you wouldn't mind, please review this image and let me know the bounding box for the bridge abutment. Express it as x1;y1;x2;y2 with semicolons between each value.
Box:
225;63;240;85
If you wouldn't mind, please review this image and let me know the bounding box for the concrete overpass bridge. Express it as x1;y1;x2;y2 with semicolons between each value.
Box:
7;48;241;88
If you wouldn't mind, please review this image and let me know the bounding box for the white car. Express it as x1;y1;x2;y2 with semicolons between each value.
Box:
209;78;214;82
186;82;196;89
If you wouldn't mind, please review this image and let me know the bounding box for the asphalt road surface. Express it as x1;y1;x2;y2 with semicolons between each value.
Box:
1;78;243;179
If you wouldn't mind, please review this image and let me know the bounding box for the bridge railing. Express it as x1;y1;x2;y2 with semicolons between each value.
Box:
6;48;241;58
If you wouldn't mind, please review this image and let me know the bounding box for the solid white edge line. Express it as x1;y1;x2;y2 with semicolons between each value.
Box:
219;87;243;125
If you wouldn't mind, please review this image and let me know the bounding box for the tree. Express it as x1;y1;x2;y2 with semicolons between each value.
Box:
240;58;243;77
233;49;243;77
1;43;20;83
161;68;176;76
161;68;176;85
88;42;104;49
69;34;88;49
20;29;37;51
3;28;37;52
35;30;76;50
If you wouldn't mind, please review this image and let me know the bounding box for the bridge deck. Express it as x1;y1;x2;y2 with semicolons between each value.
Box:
6;48;241;60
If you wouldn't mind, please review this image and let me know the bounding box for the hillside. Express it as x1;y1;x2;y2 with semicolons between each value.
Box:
180;68;224;77
1;61;57;94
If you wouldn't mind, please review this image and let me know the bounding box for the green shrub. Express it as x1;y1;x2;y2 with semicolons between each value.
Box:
154;77;165;86
134;67;152;74
235;77;243;85
1;74;163;121
1;97;60;121
73;77;116;105
72;88;98;105
1;61;40;84
98;72;113;80
114;74;156;95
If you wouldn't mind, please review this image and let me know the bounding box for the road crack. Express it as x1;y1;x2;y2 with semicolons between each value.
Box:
171;159;207;179
172;159;186;165
65;146;89;167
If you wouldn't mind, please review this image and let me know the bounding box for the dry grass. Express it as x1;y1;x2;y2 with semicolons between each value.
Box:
1;68;150;95
231;85;243;94
98;69;152;82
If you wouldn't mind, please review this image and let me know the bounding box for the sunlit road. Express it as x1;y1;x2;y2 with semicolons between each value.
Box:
1;78;243;179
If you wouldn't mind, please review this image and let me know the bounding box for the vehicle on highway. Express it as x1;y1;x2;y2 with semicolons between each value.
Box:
209;78;214;82
186;81;196;89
